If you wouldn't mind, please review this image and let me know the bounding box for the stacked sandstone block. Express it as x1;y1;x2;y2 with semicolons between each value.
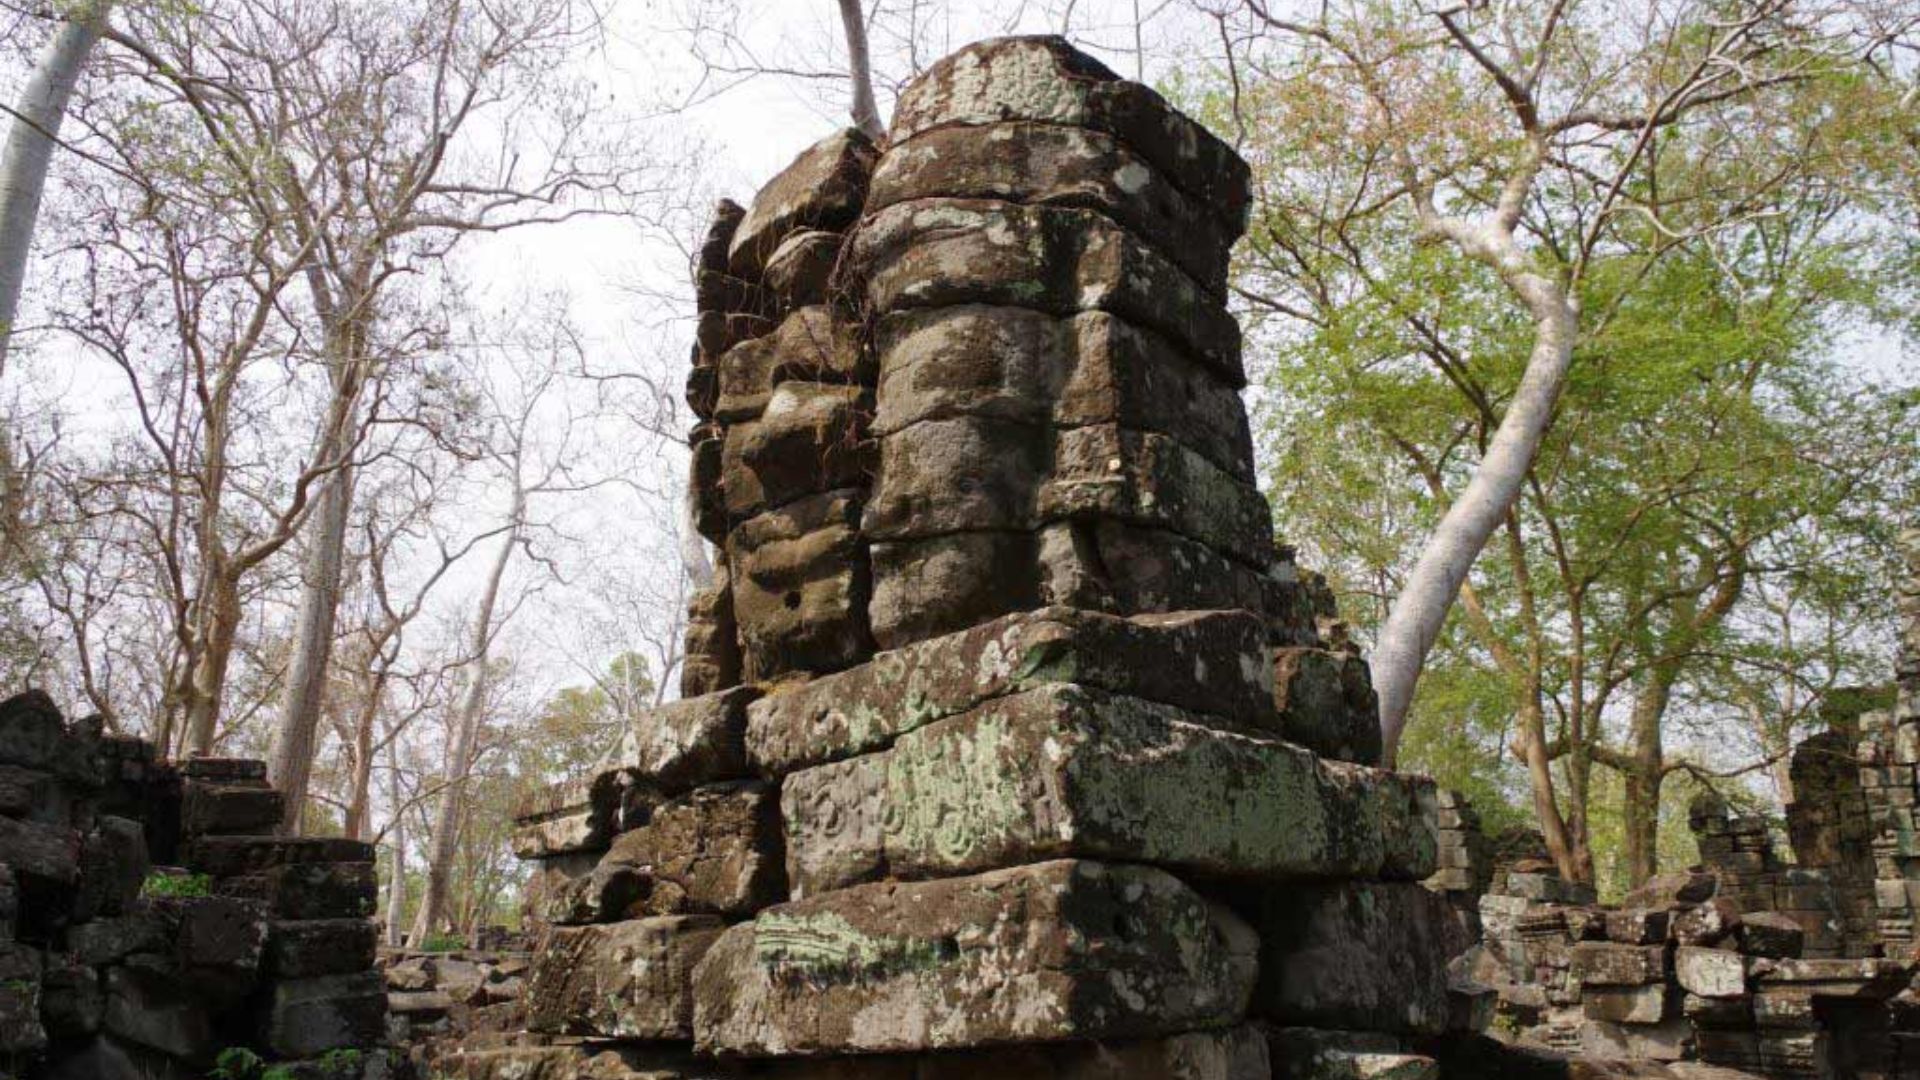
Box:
474;35;1460;1080
1860;524;1920;953
1461;822;1920;1077
0;690;392;1079
1690;790;1875;961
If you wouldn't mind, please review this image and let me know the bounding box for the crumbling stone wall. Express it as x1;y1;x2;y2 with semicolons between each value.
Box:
0;691;392;1079
463;35;1470;1080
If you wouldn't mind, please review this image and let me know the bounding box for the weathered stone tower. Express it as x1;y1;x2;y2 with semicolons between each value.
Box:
486;36;1453;1079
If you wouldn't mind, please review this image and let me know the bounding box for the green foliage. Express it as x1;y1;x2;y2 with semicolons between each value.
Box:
209;1047;263;1079
143;871;212;898
418;932;464;953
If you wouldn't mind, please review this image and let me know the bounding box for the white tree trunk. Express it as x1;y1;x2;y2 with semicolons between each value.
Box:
383;735;408;947
836;0;884;139
408;518;517;944
267;459;354;830
0;0;110;374
1373;270;1577;765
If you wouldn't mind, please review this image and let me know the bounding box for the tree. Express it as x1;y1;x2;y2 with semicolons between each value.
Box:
0;0;111;375
1217;0;1897;772
1221;25;1919;880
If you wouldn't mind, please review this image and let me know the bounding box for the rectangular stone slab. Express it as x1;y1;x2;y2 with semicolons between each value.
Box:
692;859;1256;1056
1248;880;1453;1036
605;687;759;795
525;916;726;1040
780;683;1433;895
747;605;1272;775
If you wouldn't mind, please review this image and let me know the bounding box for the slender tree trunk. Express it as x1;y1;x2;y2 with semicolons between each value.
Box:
342;679;378;840
836;0;884;139
0;0;110;375
268;458;355;829
409;522;516;944
383;735;408;947
184;574;240;754
1375;273;1576;763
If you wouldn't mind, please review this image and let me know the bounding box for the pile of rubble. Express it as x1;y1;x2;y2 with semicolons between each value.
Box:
451;34;1477;1080
0;690;391;1078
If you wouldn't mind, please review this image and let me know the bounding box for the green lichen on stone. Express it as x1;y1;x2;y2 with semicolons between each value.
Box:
752;911;953;984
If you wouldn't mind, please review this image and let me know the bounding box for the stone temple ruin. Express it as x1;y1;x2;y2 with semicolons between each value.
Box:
7;32;1920;1080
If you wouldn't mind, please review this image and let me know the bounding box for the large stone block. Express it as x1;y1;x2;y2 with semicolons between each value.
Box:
728;490;873;681
105;963;213;1061
871;307;1253;482
438;1043;743;1079
682;567;742;698
592;780;785;918
182;835;374;877
780;684;1429;895
525;917;725;1039
747;605;1273;775
865;415;1050;538
693;859;1257;1056
729;129;877;278
261;970;388;1058
1040;424;1273;565
182;780;285;835
1272;647;1383;765
74;814;149;920
1249;881;1452;1036
886;37;1250;231
868;122;1236;293
0;814;80;888
715;305;865;424
867;531;1041;649
852;199;1242;385
720;383;874;520
1570;942;1669;987
266;918;379;979
1033;518;1271;625
224;861;377;920
0;943;45;1056
609;687;759;795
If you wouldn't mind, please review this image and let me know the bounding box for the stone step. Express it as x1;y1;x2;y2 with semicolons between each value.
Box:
181;835;374;877
780;683;1433;896
692;859;1256;1056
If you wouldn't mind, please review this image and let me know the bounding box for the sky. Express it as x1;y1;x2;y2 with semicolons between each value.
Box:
2;0;1912;733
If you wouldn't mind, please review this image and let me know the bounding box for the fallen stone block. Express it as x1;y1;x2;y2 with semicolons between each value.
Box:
781;683;1430;895
746;604;1273;775
693;859;1256;1056
261;969;389;1058
525;916;725;1039
1606;908;1673;946
1250;881;1453;1036
1738;911;1806;958
0;814;80;888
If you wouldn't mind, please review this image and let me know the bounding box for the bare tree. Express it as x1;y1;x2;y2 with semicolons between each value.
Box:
837;0;886;137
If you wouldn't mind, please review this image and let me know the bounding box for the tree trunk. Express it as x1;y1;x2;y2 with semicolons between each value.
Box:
383;735;407;947
835;0;884;139
342;677;377;841
0;0;110;375
1375;274;1577;764
184;573;240;754
268;458;355;830
408;522;516;944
